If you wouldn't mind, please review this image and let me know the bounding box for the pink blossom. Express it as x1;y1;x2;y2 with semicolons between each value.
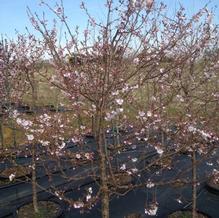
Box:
9;173;16;181
115;98;124;105
73;201;84;208
26;134;34;141
120;164;126;171
145;201;158;216
146;179;155;188
138;111;145;117
147;111;152;117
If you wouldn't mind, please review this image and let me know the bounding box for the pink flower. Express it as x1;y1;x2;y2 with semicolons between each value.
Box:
120;164;126;170
26;134;34;141
133;58;139;64
147;111;152;117
73;201;84;208
146;179;155;188
115;98;124;105
145;201;158;216
9;173;16;181
76;153;81;159
138;111;145;117
154;146;164;155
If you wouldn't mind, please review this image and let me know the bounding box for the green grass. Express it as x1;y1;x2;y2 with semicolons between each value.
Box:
2;126;25;147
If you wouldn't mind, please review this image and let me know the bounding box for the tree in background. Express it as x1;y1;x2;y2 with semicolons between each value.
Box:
0;38;25;148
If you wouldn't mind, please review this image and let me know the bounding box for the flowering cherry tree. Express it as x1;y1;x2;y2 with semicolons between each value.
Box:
24;0;219;217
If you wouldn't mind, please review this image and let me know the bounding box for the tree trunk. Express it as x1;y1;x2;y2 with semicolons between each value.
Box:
10;119;17;147
192;149;197;218
74;96;83;135
30;83;39;213
99;134;109;218
31;74;38;111
32;144;39;213
0;115;4;148
92;115;95;137
96;111;110;218
115;119;120;147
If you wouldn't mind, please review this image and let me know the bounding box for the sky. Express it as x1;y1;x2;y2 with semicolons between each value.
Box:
0;0;219;39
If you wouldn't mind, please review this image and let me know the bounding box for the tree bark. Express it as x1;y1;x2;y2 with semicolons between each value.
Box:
30;85;39;213
0;115;4;148
115;119;120;147
192;149;197;218
10;119;17;147
31;74;38;111
96;110;110;218
32;170;38;213
99;151;109;218
32;144;39;213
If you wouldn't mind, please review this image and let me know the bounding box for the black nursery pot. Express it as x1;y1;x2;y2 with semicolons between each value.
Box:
124;213;142;218
205;178;219;196
0;176;15;184
167;209;211;218
0;175;29;189
16;200;63;218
